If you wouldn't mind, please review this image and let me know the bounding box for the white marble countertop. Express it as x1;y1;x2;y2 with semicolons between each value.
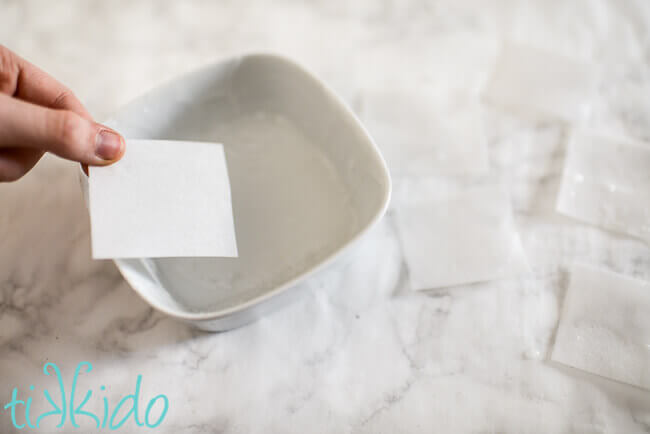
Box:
1;1;650;432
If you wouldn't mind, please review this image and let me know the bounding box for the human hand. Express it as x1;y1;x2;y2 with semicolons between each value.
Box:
0;45;125;182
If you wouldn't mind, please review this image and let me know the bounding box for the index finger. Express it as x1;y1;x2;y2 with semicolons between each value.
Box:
1;45;92;120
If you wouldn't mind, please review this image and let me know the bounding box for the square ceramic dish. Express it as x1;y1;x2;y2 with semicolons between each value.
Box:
80;53;391;331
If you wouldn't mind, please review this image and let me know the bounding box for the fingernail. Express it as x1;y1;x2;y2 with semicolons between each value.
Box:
95;130;124;161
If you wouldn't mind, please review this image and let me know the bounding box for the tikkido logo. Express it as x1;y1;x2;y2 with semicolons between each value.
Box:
1;362;169;431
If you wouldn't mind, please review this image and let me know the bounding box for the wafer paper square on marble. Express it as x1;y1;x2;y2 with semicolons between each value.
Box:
484;43;597;122
395;184;528;290
556;131;650;243
89;140;238;259
356;32;497;97
360;89;488;176
552;264;650;390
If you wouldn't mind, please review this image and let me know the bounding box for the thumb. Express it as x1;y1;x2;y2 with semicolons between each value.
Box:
0;94;125;165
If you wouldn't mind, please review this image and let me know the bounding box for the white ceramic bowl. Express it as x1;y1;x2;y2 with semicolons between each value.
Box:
80;53;391;331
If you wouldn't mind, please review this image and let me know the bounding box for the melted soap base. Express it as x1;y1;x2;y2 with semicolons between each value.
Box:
154;112;358;312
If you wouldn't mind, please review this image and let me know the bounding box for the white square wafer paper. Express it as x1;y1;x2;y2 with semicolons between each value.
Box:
395;183;528;290
556;131;650;244
360;90;488;177
484;43;597;122
552;264;650;390
89;139;238;259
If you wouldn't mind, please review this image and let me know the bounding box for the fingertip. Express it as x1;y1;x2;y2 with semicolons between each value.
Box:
93;128;125;164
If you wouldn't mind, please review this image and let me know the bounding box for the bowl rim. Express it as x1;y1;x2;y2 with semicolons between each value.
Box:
82;52;392;322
